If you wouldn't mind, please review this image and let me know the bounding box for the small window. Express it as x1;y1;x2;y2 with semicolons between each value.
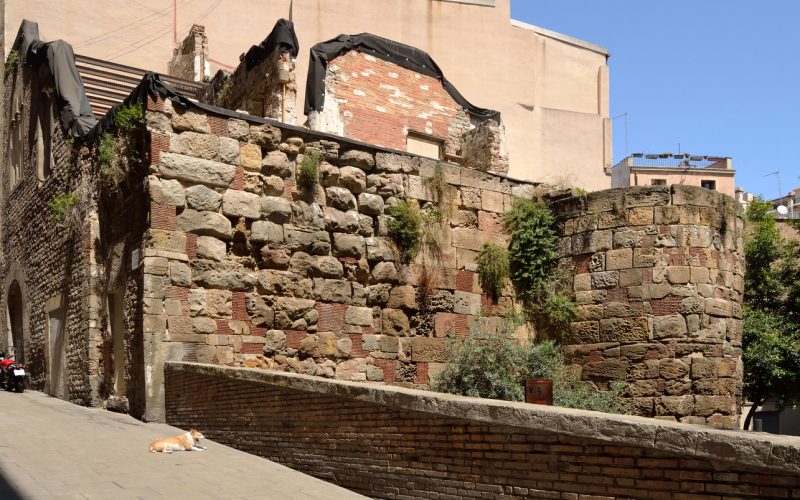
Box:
651;179;667;186
701;179;716;191
406;131;443;160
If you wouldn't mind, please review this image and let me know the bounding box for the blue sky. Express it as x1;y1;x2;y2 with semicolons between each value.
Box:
510;1;800;199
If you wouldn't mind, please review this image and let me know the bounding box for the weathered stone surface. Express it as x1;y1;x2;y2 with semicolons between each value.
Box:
222;189;261;219
453;291;481;315
411;337;448;362
159;152;236;187
192;260;257;291
171;109;209;133
326;187;357;211
174;131;219;159
250;124;282;151
345;306;373;327
185;185;222;211
250;221;284;244
605;248;632;271
333;233;364;259
599;317;650;342
260;246;290;269
319;162;339;187
659;359;689;380
196;236;226;261
383;308;410;336
149;176;186;207
340;149;375;170
285;228;331;255
653;314;687;339
590;271;619;289
335;358;367;381
666;266;690;284
387;285;416;309
189;288;232;318
583;360;627;379
370;262;398;283
705;298;732;317
313;279;352;303
358;193;384;215
323;207;359;233
261;150;292;178
338;166;367;193
310;256;344;279
177;209;232;239
261;196;292;223
219;136;240;165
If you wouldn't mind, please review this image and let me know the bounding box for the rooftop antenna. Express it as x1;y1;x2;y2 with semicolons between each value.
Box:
612;113;628;156
289;0;293;21
763;171;782;199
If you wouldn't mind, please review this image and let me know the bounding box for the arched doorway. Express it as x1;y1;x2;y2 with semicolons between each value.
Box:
7;281;24;363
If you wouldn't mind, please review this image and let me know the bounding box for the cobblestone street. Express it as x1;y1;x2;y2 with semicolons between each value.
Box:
0;391;365;499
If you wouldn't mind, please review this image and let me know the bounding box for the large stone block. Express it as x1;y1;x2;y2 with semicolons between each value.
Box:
705;298;732;317
185;185;222;211
338;166;367;193
605;248;632;271
250;221;284;244
177;209;232;239
411;337;449;362
345;306;373;327
261;196;292;223
653;314;687;339
222;189;260;219
599;317;649;342
149;176;186;207
159;152;235;187
333;233;364;259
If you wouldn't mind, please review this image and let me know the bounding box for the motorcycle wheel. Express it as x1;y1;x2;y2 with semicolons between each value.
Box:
14;379;23;393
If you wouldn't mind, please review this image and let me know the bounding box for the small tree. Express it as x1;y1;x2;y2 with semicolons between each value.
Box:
742;197;800;429
742;307;800;430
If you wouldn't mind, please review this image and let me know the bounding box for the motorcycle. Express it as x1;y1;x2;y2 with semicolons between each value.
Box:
0;352;26;393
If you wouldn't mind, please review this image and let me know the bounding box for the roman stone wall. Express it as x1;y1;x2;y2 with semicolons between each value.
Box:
550;186;745;427
141;94;535;419
166;362;800;500
0;64;96;403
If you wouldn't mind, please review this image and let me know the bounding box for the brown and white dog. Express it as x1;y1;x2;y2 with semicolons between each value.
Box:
148;428;207;453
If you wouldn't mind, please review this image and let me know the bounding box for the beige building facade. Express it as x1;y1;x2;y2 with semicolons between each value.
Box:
5;0;612;189
611;153;735;197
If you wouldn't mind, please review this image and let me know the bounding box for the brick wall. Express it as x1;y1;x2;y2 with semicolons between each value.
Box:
550;186;746;427
326;51;470;156
166;362;800;500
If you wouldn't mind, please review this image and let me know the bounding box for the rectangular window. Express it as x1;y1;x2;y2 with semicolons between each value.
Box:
406;132;444;160
651;179;667;186
701;179;717;190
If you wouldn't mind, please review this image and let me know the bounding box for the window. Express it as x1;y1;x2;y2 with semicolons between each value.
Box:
701;179;716;191
36;98;55;181
406;131;443;160
651;179;667;186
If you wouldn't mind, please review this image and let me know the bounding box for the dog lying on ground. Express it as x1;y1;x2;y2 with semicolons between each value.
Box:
148;428;207;453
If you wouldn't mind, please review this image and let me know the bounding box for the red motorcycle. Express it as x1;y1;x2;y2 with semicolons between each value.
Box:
0;352;26;393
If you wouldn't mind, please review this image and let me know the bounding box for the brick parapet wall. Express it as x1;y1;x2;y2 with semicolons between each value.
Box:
166;362;800;500
550;186;746;427
140;98;535;418
325;51;471;156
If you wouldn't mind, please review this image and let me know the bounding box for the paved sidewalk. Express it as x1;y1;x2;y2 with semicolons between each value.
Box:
0;391;366;499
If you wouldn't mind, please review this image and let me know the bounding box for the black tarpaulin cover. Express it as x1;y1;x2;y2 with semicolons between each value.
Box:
243;18;299;70
304;32;500;122
14;20;97;137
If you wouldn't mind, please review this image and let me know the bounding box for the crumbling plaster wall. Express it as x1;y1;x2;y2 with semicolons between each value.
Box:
551;186;745;427
141;94;535;419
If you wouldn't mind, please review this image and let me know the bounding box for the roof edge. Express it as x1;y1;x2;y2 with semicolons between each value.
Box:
510;19;609;57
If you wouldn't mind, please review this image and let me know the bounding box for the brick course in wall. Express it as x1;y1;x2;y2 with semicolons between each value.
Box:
550;186;746;427
166;363;800;500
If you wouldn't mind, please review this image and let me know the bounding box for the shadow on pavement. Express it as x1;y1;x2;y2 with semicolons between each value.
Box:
0;470;23;500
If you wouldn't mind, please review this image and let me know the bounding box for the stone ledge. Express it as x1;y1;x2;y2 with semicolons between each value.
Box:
166;361;800;474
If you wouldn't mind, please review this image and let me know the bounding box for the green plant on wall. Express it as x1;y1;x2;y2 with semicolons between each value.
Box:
4;50;19;75
47;191;78;228
113;102;144;132
98;102;144;192
502;197;576;335
475;243;509;300
297;151;322;190
423;164;456;218
388;199;422;262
